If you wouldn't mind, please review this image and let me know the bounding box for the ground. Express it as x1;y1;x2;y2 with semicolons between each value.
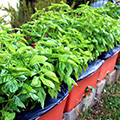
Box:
80;77;120;120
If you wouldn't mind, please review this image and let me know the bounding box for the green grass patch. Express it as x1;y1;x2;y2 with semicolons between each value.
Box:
80;77;120;120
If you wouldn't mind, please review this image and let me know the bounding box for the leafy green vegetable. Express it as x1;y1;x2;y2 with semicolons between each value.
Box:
0;1;120;120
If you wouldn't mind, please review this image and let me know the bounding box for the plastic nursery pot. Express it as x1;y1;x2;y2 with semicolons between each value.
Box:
98;52;119;81
64;59;104;112
15;86;69;120
64;70;99;112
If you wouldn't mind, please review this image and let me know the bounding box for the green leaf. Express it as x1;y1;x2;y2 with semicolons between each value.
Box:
73;66;79;80
64;76;72;92
9;80;18;93
67;59;78;68
0;53;10;57
13;95;25;108
37;88;46;108
17;46;32;54
10;67;30;72
40;75;55;88
0;69;8;76
59;54;69;62
8;100;20;112
18;75;27;81
31;76;41;87
20;89;27;94
42;62;54;71
4;42;16;53
23;83;32;92
57;69;64;81
44;71;59;83
2;112;15;120
11;71;31;76
0;97;5;103
94;28;99;33
69;55;80;64
30;55;48;66
0;76;11;84
29;93;39;101
72;79;78;86
66;63;73;77
82;64;87;73
48;88;58;98
78;66;83;75
2;80;18;94
59;62;66;72
84;51;91;56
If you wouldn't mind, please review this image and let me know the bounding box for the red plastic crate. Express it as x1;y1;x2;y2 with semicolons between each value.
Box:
37;96;68;120
64;70;99;112
98;53;118;81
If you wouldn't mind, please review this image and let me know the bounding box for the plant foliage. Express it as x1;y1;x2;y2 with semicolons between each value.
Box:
0;0;66;28
0;1;120;120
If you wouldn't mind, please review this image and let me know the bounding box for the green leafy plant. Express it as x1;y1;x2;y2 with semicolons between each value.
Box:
0;1;120;120
0;25;62;120
94;1;120;20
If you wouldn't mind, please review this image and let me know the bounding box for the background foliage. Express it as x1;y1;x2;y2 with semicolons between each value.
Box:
0;0;96;28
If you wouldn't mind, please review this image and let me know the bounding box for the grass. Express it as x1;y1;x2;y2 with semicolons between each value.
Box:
79;77;120;120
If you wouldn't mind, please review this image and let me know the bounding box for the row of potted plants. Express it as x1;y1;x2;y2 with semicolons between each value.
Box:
65;46;120;112
0;1;120;120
